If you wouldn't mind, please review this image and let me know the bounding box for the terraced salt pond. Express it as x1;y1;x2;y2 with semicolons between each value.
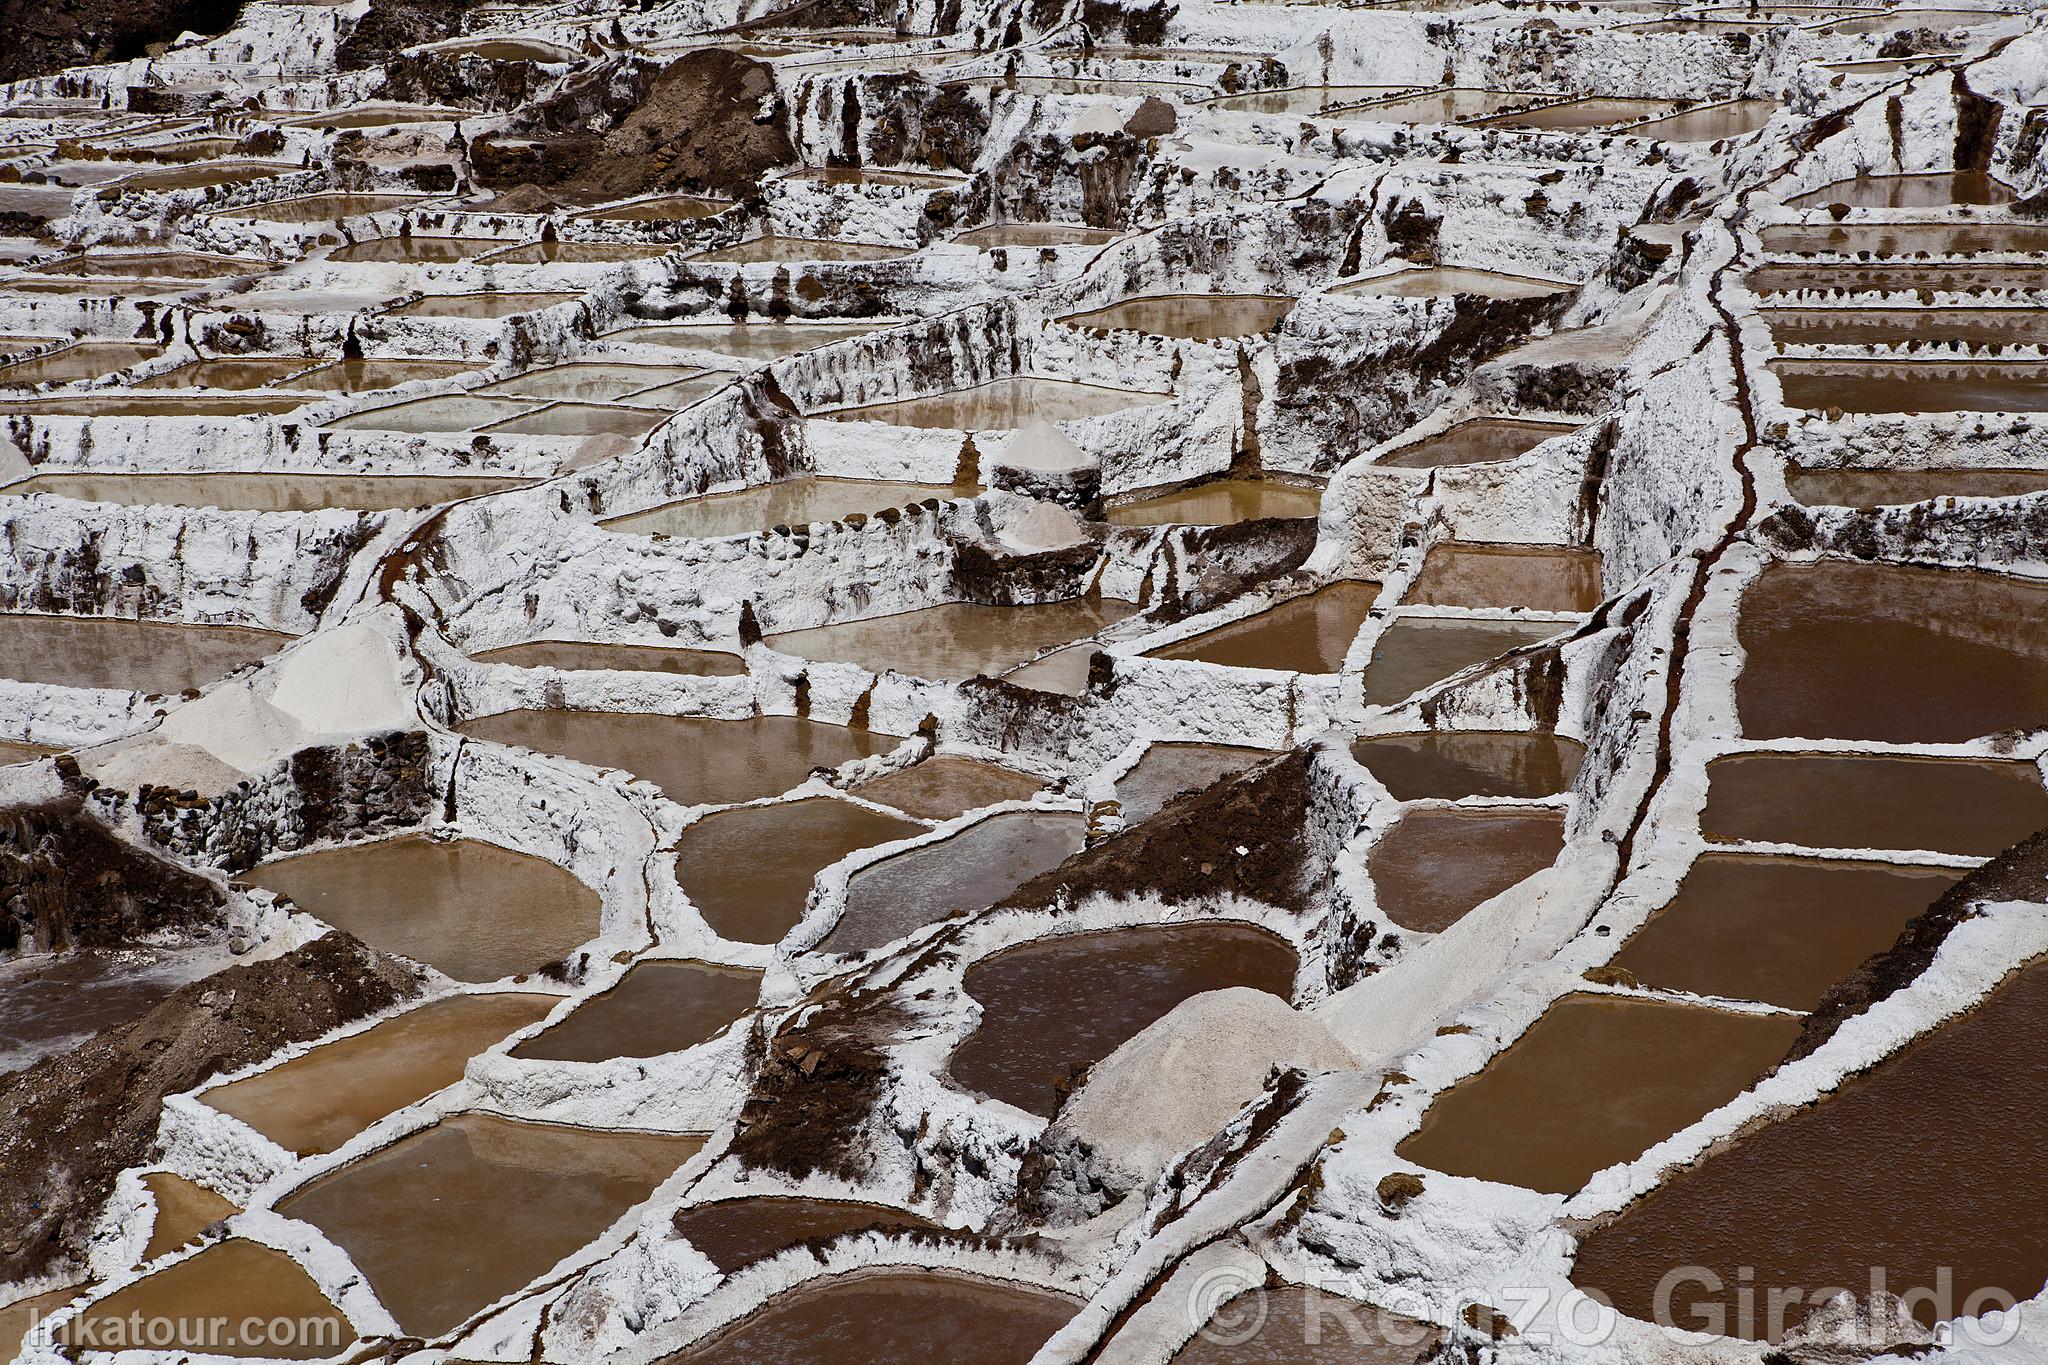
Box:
277;1115;701;1337
1105;479;1322;526
385;291;580;319
1205;84;1412;114
214;192;431;222
1334;267;1572;301
1473;97;1683;131
690;236;914;264
1061;294;1296;339
478;362;716;402
676;797;920;944
949;923;1299;1115
1351;730;1584;800
6;472;532;510
1702;751;2048;856
1172;1288;1441;1363
458;712;885;807
603;477;974;539
1378;417;1577;468
1770;359;2048;412
1334;88;1559;124
1785;171;2013;209
64;1241;350;1357
0;341;162;386
0;614;287;693
851;754;1045;819
1624;99;1778;141
1792;467;2048;504
613;322;886;360
1149;581;1378;673
510;961;761;1062
1608;853;1959;1010
1760;222;2048;258
1746;262;2048;295
765;599;1138;679
817;809;1086;955
1736;559;2048;742
1397;994;1801;1194
952;223;1123;248
202;992;555;1153
1367;806;1565;932
1762;306;2048;348
139;1171;237;1259
823;377;1170;428
1406;543;1602;612
328;236;497;264
660;1270;1079;1364
669;1198;934;1273
245;835;601;982
1358;617;1561;705
466;641;747;676
1115;743;1275;822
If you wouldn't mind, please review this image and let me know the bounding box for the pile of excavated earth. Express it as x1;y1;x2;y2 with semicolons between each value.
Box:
2;0;2048;1359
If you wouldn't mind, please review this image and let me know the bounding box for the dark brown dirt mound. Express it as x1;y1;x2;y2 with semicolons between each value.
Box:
335;0;478;71
472;49;794;202
0;931;420;1281
0;0;240;84
1;796;222;954
725;991;916;1182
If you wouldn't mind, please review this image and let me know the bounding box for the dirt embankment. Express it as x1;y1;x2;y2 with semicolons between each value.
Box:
0;931;420;1282
0;0;241;84
0;796;222;954
335;0;478;71
471;49;795;202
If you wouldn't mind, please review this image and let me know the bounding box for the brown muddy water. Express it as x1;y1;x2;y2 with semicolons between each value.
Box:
1115;743;1275;822
140;1171;238;1260
1368;806;1565;933
852;755;1045;819
1351;731;1585;800
816;809;1086;956
660;1269;1080;1365
1474;97;1683;131
1571;954;2048;1342
613;321;885;360
9;472;532;510
0;341;161;386
510;961;760;1062
690;236;914;264
277;1115;701;1337
675;797;920;944
575;194;729;221
1608;853;1959;1011
1332;88;1561;124
459;711;882;807
0;739;52;765
298;357;481;391
950;923;1299;1115
1762;306;2048;348
823;376;1170;428
479;362;700;402
1786;171;2013;209
482;402;668;439
1407;543;1603;612
1746;262;2048;295
952;222;1123;248
202;992;555;1154
999;643;1095;695
36;251;263;279
1149;581;1379;673
132;357;319;389
485;240;679;263
1061;294;1296;339
98;161;286;194
387;291;580;319
766;599;1138;679
64;1241;351;1357
603;476;972;539
324;394;541;433
1171;1287;1442;1364
1770;359;2048;412
1396;994;1802;1195
1702;751;2048;856
669;1198;936;1273
1206;84;1413;114
1358;617;1561;706
1334;267;1572;301
215;192;428;222
1378;417;1578;468
466;641;747;676
0;393;304;418
245;835;601;982
1794;467;2048;504
0;1288;84;1359
1760;222;2048;258
0;613;286;693
328;236;496;264
1107;479;1323;526
1736;559;2048;742
1623;99;1778;141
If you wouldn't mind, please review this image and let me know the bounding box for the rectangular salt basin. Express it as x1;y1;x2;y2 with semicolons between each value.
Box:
852;754;1046;820
132;357;324;390
64;1241;350;1358
0;342;161;387
213;193;431;222
1762;306;2048;347
676;797;919;943
822;376;1170;429
1379;417;1579;468
767;599;1139;679
1472;97;1685;131
0;614;287;693
1788;467;2048;506
324;394;543;432
688;236;917;264
1105;479;1322;526
574;194;729;221
611;321;886;360
1334;267;1573;301
1702;751;2048;856
35;251;265;279
1359;617;1562;705
1351;730;1585;800
603;476;973;539
1368;804;1565;932
1746;262;2048;295
1205;85;1414;114
1113;743;1275;822
479;403;669;438
295;357;482;391
1622;99;1778;140
1786;171;2014;210
1760;223;2048;258
466;641;747;675
510;961;762;1062
6;472;531;510
1406;543;1603;612
481;240;679;263
1332;89;1564;125
1769;359;2048;412
98;161;288;194
477;363;708;403
387;291;580;318
328;237;499;264
1061;294;1296;340
952;223;1123;248
1149;581;1379;674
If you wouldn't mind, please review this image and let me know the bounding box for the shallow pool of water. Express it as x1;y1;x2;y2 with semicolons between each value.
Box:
328;236;495;264
479;363;700;403
767;599;1137;679
1770;358;2048;413
387;291;580;319
824;376;1169;429
1396;994;1802;1195
1378;418;1577;468
482;401;669;439
140;1172;238;1261
669;1198;936;1273
1206;84;1413;114
245;835;601;982
1623;99;1778;141
277;1115;701;1337
818;809;1086;956
1368;805;1564;933
1149;582;1378;673
1334;267;1571;301
1474;96;1683;131
1736;559;2048;742
1351;730;1584;800
1746;262;2048;295
215;192;428;222
1701;751;2048;856
486;240;679;263
65;1242;351;1357
203;991;555;1154
1786;172;2013;209
9;471;531;510
466;641;747;676
1171;1286;1441;1363
0;342;162;387
676;797;920;944
324;394;541;433
1115;743;1274;823
1106;480;1323;526
612;322;886;360
296;356;480;391
1359;617;1561;706
510;961;760;1062
851;755;1045;819
1407;543;1602;612
1760;222;2048;258
1062;294;1296;340
575;194;728;221
1332;89;1559;125
690;236;914;264
952;222;1123;248
1762;305;2048;348
36;251;262;279
603;476;971;539
0;614;286;693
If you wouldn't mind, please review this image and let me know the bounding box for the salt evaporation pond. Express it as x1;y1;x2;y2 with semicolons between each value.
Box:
1205;84;1412;114
1407;543;1602;612
1626;99;1778;141
1333;88;1559;124
0;614;287;693
0;341;162;386
139;1171;237;1260
1061;294;1296;340
277;1115;702;1337
1785;171;2013;209
1106;479;1322;526
387;291;580;319
574;194;728;221
691;236;914;264
1759;222;2048;258
1115;743;1275;823
245;835;601;982
766;599;1138;679
1796;464;2048;505
329;236;495;263
1473;96;1683;131
669;1198;936;1273
510;961;761;1062
822;376;1169;428
851;754;1045;819
614;321;886;360
1378;418;1577;468
1762;305;2048;348
202;992;555;1153
1358;617;1560;705
1149;581;1378;673
675;797;919;944
1736;559;2048;742
1396;994;1801;1194
1746;262;2048;295
1171;1287;1441;1363
486;241;679;264
467;641;747;676
1334;267;1571;301
1701;751;2048;856
1770;359;2048;413
479;362;710;402
817;809;1086;955
65;1241;351;1357
1367;806;1565;932
953;222;1122;248
603;476;972;539
1351;731;1584;800
215;192;429;222
8;472;532;510
1607;853;1959;1010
